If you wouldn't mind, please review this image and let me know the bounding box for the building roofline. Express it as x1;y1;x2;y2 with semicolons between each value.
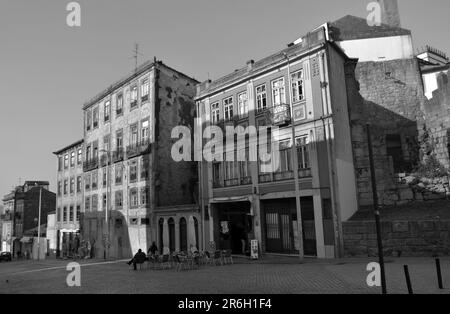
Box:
82;60;199;110
196;28;329;100
53;139;84;155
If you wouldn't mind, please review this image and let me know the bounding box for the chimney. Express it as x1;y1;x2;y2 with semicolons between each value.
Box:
247;59;255;71
378;0;401;28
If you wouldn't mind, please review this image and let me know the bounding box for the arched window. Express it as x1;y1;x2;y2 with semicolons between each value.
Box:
179;217;187;252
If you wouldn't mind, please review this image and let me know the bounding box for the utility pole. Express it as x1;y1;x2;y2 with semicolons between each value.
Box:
284;52;304;259
366;124;387;294
132;43;143;73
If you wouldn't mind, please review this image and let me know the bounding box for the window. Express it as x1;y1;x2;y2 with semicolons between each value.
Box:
69;205;74;222
93;141;99;159
104;100;110;122
64;179;68;195
85;196;90;212
93;106;99;128
91;171;98;190
86;109;92;131
103;135;110;154
56;207;60;222
223;97;233;121
256;84;267;112
291;70;305;103
85;174;91;190
115;190;123;209
296;136;310;169
57;181;62;196
277;140;292;173
141;187;149;205
64;154;69;169
130;161;138;182
86;145;91;161
141;119;150;144
131;85;138;109
63;206;67;222
115;164;123;185
130;124;139;147
130;188;138;208
116;129;123;150
70;151;75;167
76;205;80;222
58;157;63;172
70;177;75;194
77;148;82;165
211;102;220;124
141;78;149;102
92;195;98;211
237;92;248;118
102;168;107;187
213;162;222;187
141;157;149;181
77;176;82;192
116;93;123;116
272;78;286;106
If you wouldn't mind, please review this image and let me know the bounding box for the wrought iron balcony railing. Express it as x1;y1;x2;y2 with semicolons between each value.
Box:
271;103;291;126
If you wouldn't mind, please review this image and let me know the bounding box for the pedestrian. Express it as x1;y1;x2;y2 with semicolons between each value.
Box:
147;242;158;256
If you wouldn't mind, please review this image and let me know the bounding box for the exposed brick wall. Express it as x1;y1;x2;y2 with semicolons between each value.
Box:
343;219;450;257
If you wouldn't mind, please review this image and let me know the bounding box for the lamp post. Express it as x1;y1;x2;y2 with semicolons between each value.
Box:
100;149;112;260
283;52;304;259
36;185;42;261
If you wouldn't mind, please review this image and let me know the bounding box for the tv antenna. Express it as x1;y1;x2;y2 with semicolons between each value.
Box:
131;43;143;73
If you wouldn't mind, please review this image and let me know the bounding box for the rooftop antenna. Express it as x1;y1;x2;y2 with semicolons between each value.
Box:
131;43;143;73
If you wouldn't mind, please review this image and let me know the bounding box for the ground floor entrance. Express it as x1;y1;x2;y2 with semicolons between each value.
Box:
262;197;317;256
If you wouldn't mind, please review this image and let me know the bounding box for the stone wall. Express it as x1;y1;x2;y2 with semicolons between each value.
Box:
344;59;425;208
343;219;450;257
422;73;450;168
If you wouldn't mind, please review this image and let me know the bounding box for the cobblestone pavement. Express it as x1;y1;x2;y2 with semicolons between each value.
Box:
0;256;449;294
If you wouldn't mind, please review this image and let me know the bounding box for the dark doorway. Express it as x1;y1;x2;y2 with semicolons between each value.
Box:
179;217;187;252
216;202;251;255
168;218;175;252
158;218;164;254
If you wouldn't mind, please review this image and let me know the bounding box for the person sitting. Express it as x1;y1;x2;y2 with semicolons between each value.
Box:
127;249;147;271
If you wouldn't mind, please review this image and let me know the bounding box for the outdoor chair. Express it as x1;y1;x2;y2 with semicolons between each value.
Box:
222;250;233;265
212;250;223;266
159;254;171;270
175;254;190;271
147;254;158;270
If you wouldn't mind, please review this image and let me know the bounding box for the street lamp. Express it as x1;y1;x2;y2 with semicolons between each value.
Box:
35;183;42;261
99;149;112;260
283;52;304;259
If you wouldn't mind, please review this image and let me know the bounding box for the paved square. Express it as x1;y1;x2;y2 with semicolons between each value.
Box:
0;256;449;294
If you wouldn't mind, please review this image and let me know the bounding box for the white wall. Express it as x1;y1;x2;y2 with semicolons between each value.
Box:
337;35;414;62
423;70;449;99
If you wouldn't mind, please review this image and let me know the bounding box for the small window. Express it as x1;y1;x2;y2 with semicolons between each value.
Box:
70;151;75;167
223;97;233;121
141;78;149;102
131;85;138;109
64;154;69;169
77;148;82;165
272;78;286;106
93;106;99;128
85;196;90;212
256;84;267;112
211;102;220;124
104;100;111;122
130;188;139;208
291;70;305;103
237;92;248;118
130;161;138;182
115;190;123;209
116;93;123;116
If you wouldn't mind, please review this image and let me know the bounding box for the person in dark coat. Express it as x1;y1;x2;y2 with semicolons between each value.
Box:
147;242;158;256
127;249;147;270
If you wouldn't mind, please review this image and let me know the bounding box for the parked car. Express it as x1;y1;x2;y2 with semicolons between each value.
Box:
0;252;12;262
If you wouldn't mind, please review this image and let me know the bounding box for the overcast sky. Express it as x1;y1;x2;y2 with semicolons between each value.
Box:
0;0;449;198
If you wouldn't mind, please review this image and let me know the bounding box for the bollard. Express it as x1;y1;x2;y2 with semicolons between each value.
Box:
403;265;413;294
435;258;444;289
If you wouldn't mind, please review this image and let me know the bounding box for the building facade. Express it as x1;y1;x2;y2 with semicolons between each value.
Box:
196;27;360;258
1;191;15;252
81;60;199;259
53;140;84;257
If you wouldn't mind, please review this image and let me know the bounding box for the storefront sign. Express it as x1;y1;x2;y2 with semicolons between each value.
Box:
250;239;259;260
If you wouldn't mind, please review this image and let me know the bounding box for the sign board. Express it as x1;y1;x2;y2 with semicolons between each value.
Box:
250;239;259;260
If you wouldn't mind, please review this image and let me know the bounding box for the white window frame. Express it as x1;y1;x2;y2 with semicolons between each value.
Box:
256;84;267;112
291;70;305;103
211;102;220;124
237;92;248;118
223;97;234;121
271;77;286;106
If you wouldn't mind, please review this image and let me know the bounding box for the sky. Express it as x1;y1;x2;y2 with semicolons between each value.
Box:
0;0;449;199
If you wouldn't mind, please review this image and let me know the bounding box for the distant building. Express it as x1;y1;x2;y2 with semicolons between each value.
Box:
10;181;56;258
46;211;57;257
53;140;84;258
81;60;199;259
1;191;15;252
417;46;450;99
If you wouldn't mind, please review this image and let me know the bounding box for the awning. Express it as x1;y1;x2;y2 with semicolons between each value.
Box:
211;196;252;203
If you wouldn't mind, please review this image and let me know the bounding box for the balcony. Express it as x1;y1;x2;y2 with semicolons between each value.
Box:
100;154;109;167
83;158;99;172
126;144;140;159
112;149;124;163
271;103;291;126
240;176;252;185
127;140;151;159
298;168;312;178
274;171;294;182
224;178;239;187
